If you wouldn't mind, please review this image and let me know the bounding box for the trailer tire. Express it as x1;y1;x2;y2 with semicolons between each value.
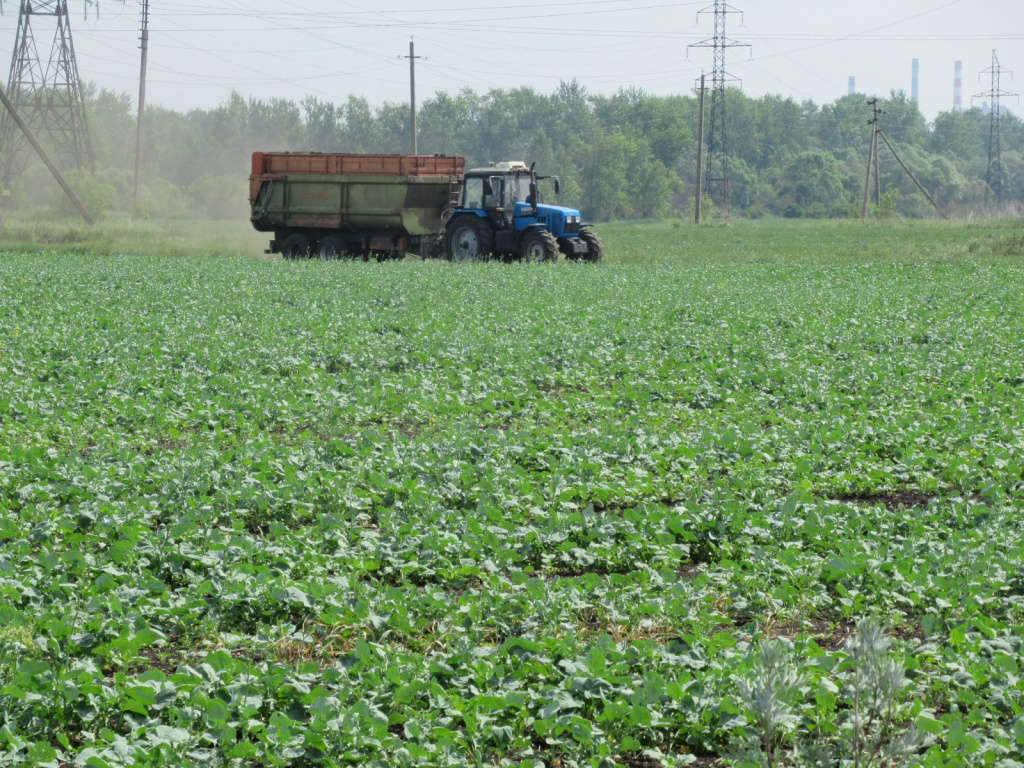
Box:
316;236;345;260
580;231;604;263
281;233;312;260
446;217;493;262
520;230;559;263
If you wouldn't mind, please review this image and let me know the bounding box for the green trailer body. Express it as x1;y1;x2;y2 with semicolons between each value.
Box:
250;152;464;258
254;174;452;236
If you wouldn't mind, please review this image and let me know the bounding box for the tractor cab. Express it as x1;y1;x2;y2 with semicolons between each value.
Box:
459;162;581;238
461;162;533;224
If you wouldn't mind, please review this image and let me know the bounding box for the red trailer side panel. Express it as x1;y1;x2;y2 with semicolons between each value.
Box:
253;152;464;178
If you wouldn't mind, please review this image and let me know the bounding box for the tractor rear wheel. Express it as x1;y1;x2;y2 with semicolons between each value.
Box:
520;230;559;263
281;233;312;260
580;231;604;263
446;217;494;261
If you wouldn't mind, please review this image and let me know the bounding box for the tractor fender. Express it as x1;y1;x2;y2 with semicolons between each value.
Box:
519;222;549;233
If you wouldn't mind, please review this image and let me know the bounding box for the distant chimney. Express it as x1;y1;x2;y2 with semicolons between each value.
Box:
954;60;963;110
849;76;856;96
912;58;920;104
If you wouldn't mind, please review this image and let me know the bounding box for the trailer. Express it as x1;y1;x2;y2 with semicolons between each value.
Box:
250;152;463;259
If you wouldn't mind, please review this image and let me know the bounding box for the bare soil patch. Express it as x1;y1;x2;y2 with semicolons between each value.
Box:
830;489;939;510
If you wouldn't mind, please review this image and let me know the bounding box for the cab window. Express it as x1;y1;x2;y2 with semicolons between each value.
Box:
484;177;504;208
462;177;484;209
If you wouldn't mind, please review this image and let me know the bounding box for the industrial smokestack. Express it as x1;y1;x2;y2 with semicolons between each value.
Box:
954;60;963;110
849;76;856;96
912;58;920;104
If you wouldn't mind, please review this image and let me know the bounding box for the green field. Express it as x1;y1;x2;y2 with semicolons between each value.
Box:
1;219;1023;768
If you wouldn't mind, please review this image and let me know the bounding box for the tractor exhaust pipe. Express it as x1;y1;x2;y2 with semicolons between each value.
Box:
529;161;539;218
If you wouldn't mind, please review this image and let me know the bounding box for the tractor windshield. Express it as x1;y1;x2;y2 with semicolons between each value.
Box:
510;175;533;205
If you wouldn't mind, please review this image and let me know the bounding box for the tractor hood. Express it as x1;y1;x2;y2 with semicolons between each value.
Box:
513;201;583;237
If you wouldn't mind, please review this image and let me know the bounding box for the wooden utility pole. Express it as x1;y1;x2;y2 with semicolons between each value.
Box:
402;39;423;155
132;0;150;219
695;74;706;225
861;127;874;218
873;122;881;206
862;99;883;219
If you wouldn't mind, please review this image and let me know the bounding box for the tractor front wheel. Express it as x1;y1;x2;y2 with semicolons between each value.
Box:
580;231;604;263
520;230;559;263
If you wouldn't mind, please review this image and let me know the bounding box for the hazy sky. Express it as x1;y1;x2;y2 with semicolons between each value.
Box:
2;0;1021;119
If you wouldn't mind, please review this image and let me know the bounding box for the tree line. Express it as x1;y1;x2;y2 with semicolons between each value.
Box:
10;80;1024;221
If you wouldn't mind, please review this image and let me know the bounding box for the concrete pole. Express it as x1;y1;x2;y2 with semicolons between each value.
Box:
695;74;706;225
132;0;150;219
409;39;417;155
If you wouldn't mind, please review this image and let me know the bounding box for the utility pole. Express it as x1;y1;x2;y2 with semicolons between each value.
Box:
873;109;881;206
401;38;423;155
688;0;750;220
132;0;150;219
0;0;95;195
862;99;883;219
974;50;1017;207
861;98;946;219
695;74;706;225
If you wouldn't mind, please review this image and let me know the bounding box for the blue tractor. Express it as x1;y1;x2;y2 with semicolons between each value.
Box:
444;162;603;262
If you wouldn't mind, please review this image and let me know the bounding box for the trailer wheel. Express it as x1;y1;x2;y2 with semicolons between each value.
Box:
316;236;344;260
446;217;493;262
281;233;312;260
580;231;604;263
520;230;559;263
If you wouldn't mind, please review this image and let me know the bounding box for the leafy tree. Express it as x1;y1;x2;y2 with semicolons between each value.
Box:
338;96;377;153
574;130;632;220
624;134;675;219
592;88;693;169
10;79;1023;222
930;107;989;162
301;97;344;152
882;89;928;148
728;157;762;210
812;94;873;159
86;87;135;173
418;89;478;158
779;151;847;212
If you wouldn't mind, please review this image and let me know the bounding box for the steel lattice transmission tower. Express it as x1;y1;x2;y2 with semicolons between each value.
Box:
974;50;1017;207
689;0;749;218
0;0;95;194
